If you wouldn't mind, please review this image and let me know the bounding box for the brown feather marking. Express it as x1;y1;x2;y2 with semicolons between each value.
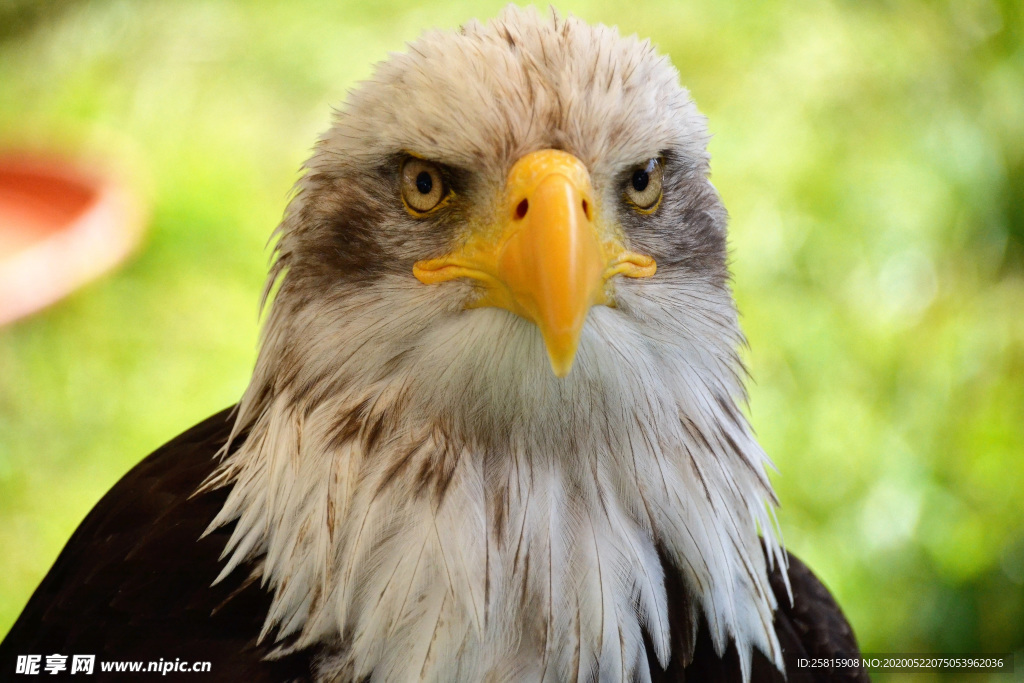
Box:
425;426;460;506
377;434;427;496
328;398;372;450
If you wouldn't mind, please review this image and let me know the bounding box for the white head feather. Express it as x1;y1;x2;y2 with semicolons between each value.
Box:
204;7;787;682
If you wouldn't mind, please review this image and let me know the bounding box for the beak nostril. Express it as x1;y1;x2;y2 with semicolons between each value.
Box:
515;199;529;220
581;199;590;221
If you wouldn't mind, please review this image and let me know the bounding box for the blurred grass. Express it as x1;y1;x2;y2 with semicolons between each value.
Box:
0;0;1021;678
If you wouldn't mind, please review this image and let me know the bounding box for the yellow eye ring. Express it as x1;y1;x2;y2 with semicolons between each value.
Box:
624;158;663;214
401;158;450;215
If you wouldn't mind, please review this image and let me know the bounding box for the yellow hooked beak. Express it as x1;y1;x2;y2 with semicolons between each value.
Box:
413;150;656;377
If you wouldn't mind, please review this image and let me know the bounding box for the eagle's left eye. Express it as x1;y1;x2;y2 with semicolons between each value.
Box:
401;158;448;214
624;158;663;213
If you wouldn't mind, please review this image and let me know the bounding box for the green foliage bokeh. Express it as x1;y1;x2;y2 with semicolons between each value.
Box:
1;1;1021;679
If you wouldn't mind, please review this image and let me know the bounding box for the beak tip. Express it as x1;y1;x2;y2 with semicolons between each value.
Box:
545;344;577;378
549;359;574;378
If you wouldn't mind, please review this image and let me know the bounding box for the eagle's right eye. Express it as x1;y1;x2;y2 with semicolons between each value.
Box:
624;157;664;213
401;158;448;214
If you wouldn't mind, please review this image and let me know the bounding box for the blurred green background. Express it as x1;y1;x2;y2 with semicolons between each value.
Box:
1;0;1021;679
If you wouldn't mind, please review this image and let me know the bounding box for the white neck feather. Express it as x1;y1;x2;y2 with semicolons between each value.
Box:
204;276;787;682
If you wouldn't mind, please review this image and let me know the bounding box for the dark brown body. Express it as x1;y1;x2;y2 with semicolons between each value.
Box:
1;410;866;682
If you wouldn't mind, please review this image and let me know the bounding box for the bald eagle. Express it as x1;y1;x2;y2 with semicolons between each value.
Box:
1;8;866;682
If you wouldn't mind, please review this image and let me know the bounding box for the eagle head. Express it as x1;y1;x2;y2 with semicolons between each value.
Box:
206;7;786;682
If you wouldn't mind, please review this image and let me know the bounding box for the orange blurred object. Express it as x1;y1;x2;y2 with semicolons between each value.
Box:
0;154;145;325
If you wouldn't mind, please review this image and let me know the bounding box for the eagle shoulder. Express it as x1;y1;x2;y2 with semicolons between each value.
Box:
652;545;869;682
0;408;314;682
3;407;865;683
